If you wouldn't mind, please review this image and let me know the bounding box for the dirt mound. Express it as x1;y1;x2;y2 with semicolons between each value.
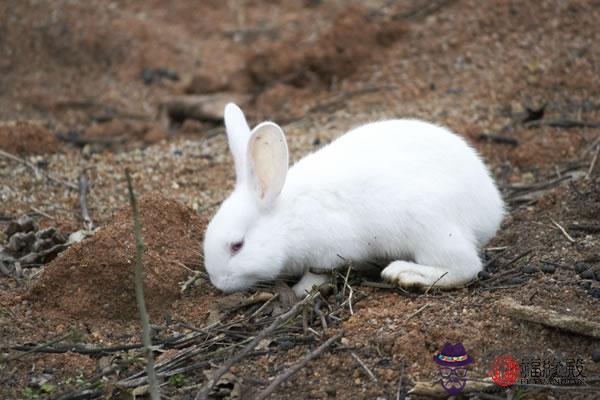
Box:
28;193;207;320
0;121;60;155
247;7;406;88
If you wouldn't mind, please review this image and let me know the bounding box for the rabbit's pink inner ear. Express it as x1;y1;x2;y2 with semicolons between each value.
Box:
247;122;289;206
224;103;251;183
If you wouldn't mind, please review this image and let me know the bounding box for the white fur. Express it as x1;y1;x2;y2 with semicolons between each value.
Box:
203;104;504;293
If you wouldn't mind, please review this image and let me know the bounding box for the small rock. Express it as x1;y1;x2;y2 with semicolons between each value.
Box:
575;262;589;274
32;238;55;253
156;67;180;81
478;270;491;280
5;216;36;238
595;270;600;282
508;276;527;285
7;231;36;255
142;67;180;85
523;265;539;274
30;374;51;388
581;269;595;280
36;227;56;240
541;264;556;274
578;280;592;290
0;248;14;263
592;350;600;363
588;288;600;299
67;230;89;245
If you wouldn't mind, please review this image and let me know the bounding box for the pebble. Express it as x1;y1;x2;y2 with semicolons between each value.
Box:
575;262;589;274
5;216;36;238
580;269;595;280
523;265;539;274
541;264;556;274
592;350;600;363
588;288;600;299
578;280;592;289
508;276;527;285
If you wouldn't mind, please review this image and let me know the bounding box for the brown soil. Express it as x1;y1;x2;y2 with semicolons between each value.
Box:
28;193;207;321
0;121;60;155
1;0;599;399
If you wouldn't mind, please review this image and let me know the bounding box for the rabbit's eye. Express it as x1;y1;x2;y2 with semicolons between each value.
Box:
230;240;244;255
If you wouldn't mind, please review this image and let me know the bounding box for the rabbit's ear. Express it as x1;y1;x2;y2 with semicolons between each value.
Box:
247;122;289;207
224;103;251;184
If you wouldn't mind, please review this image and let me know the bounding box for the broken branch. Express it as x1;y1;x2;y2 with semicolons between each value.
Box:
125;169;160;400
194;294;317;400
255;332;343;399
0;149;77;190
498;297;600;338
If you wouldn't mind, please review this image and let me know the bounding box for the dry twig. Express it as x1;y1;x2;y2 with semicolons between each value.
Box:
350;351;378;382
498;297;600;338
586;145;599;178
396;360;406;400
78;172;93;230
0;149;77;190
255;332;344;399
568;223;600;233
409;377;495;396
550;218;576;243
3;331;73;362
424;272;447;295
194;294;317;400
403;304;430;322
125;169;160;400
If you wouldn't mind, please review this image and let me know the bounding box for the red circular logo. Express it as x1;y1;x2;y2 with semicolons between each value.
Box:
488;354;520;387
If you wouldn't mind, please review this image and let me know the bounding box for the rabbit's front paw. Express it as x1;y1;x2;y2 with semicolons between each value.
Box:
292;271;329;298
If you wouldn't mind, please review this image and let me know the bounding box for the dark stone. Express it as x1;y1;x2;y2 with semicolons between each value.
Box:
541;264;556;274
312;137;321;146
32;238;55;253
156;67;180;81
508;276;528;285
581;269;595;280
141;68;155;84
5;216;36;238
588;288;600;299
523;265;539;274
592;350;600;363
7;231;36;255
578;280;592;289
36;227;56;240
575;262;590;274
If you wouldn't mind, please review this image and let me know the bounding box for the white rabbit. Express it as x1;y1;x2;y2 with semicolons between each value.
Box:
203;103;504;297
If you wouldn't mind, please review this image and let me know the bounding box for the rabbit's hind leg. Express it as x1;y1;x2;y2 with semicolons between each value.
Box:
381;233;482;290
